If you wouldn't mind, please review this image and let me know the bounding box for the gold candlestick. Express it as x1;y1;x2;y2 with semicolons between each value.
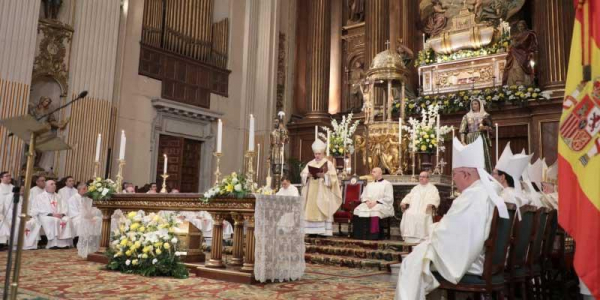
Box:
411;151;417;182
115;159;125;193
160;174;169;193
213;152;222;185
93;161;100;178
245;151;256;191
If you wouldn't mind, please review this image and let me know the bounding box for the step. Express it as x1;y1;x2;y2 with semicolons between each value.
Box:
305;244;407;262
304;253;399;271
305;237;416;252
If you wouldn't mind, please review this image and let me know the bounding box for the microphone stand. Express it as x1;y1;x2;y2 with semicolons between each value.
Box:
35;91;88;122
3;186;22;300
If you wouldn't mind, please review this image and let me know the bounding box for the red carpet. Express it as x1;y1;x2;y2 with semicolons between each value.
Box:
0;249;395;299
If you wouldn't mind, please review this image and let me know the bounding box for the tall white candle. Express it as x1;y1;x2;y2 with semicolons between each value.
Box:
315;126;318;140
118;130;126;160
217;119;223;153
495;123;499;163
248;114;255;151
399;118;402;143
163;154;168;174
326;129;330;157
95;133;102;162
422;33;426;47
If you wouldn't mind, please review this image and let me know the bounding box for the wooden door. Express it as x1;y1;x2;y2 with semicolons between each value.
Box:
180;139;202;192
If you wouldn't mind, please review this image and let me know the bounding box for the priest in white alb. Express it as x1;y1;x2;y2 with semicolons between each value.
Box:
300;139;342;236
276;176;300;197
29;175;46;202
0;171;14;244
58;176;77;203
352;167;394;240
31;179;74;248
399;171;440;243
492;143;532;210
395;137;509;300
522;158;548;208
67;182;88;237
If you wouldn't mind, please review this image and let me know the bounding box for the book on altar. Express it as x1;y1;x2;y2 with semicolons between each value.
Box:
308;164;328;179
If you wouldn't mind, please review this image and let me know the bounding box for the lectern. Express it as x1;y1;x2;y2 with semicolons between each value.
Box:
0;115;70;300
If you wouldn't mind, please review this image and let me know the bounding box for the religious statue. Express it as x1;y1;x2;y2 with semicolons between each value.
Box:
423;0;447;38
348;0;365;23
28;96;70;172
42;0;63;20
269;114;289;176
360;80;374;125
354;135;367;167
396;39;415;68
459;98;493;173
349;61;366;110
502;20;538;86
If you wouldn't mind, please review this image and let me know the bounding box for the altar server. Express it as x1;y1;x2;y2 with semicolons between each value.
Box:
276;176;300;197
300;139;342;236
351;167;394;240
399;170;440;243
395;137;508;300
67;182;89;237
32;180;73;248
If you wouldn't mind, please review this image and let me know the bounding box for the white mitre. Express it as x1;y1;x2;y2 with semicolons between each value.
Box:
452;137;508;218
527;158;543;189
542;159;558;185
312;139;326;153
496;144;531;189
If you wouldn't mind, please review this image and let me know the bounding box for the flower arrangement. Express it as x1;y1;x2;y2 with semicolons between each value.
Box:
106;211;189;279
403;104;452;153
86;177;117;200
202;172;255;201
319;113;361;156
395;85;550;116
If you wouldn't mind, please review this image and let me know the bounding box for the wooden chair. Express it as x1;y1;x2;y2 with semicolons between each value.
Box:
333;179;365;237
540;210;559;300
505;205;538;300
525;207;550;299
435;203;517;300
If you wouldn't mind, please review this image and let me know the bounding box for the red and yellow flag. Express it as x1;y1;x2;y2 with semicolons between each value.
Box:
558;1;600;298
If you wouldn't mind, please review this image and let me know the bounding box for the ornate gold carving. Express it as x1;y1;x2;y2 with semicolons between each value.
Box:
94;195;256;212
32;20;74;96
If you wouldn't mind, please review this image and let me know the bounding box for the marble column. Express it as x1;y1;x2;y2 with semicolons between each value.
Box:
305;0;331;118
534;0;575;93
365;0;389;106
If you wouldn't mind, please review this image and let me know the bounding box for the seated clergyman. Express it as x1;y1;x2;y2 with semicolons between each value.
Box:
352;167;394;240
399;171;440;243
276;176;300;196
31;179;74;249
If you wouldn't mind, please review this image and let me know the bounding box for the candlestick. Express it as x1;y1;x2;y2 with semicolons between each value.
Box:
160;174;169;194
213;152;222;185
217;119;223;153
495;123;499;164
396;119;404;175
119;130;126;160
245;151;256;191
248;114;255;151
93;161;100;178
256;143;261;183
422;33;426;48
280;146;284;177
115;159;125;193
163;154;168;174
326;129;330;157
95;133;102;162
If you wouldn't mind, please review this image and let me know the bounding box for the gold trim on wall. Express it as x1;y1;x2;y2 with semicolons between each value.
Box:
0;78;29;176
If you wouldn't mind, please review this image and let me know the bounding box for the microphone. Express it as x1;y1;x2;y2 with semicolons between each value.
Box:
36;90;88;121
78;90;88;99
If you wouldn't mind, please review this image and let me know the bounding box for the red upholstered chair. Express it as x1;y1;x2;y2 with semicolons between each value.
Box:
333;179;365;237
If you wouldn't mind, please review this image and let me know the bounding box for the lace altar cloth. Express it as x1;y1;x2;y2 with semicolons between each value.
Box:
253;194;306;283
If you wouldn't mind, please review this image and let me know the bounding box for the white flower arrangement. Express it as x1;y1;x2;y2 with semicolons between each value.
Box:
403;104;452;153
319;113;361;156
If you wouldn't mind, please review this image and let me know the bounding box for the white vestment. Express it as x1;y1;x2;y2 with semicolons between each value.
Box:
0;183;14;243
395;180;495;300
353;179;395;218
400;183;440;243
29;186;44;202
542;192;558;209
32;191;73;248
300;159;342;236
500;187;530;207
58;186;77;205
276;185;300;197
67;193;84;236
76;196;103;258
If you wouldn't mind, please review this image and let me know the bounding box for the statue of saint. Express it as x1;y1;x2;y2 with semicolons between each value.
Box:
396;39;414;68
42;0;63;20
270;116;289;175
360;80;374;125
348;0;365;23
28;96;70;172
423;0;447;38
349;61;365;110
502;21;538;86
459;99;493;173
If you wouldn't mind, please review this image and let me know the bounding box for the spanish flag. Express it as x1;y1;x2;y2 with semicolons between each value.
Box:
558;0;600;298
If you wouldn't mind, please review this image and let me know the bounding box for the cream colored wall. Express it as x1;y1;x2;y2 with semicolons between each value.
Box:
112;0;162;187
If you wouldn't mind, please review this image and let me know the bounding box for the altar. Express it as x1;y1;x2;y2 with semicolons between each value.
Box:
91;193;305;284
